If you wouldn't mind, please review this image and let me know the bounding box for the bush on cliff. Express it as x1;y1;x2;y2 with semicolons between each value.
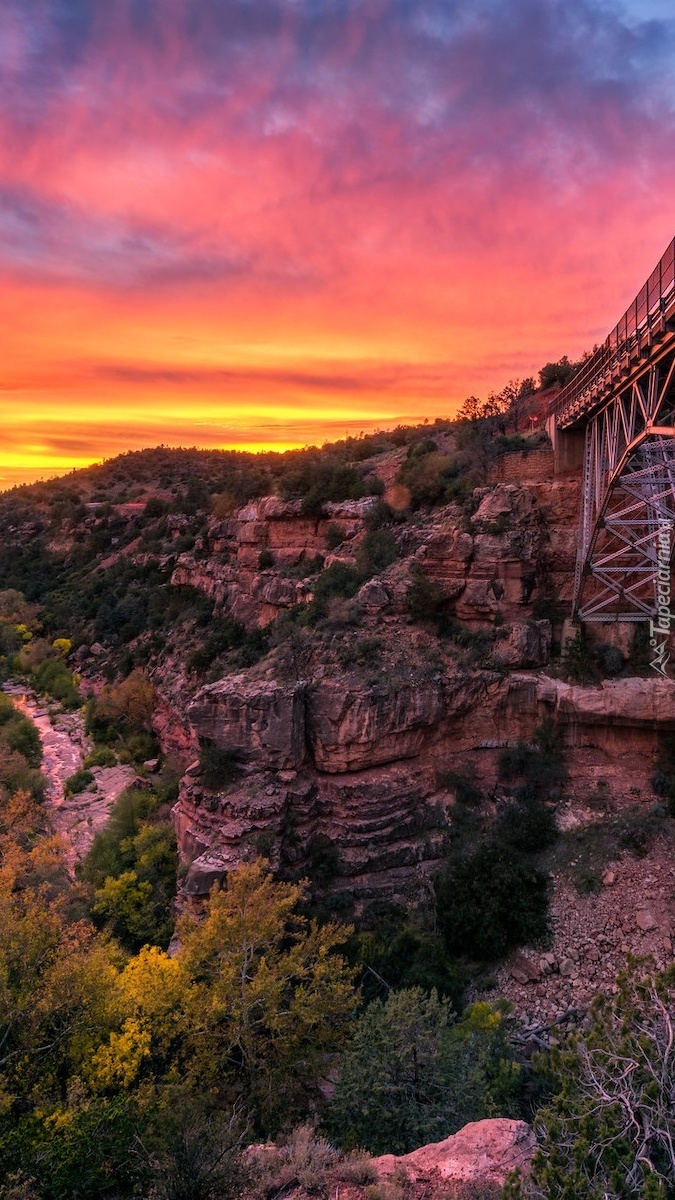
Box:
309;562;361;617
3;713;42;768
198;741;241;789
32;655;80;709
277;453;383;515
355;527;398;577
396;446;462;508
405;565;446;625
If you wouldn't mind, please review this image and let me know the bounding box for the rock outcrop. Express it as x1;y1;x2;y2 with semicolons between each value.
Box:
373;1118;536;1187
156;470;675;912
188;676;307;770
307;677;444;772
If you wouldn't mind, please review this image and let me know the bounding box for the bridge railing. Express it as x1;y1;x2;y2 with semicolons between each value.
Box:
548;237;675;425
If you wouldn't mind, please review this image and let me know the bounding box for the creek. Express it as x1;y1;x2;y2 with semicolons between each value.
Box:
3;684;137;871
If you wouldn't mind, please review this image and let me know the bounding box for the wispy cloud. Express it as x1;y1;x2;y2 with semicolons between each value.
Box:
2;0;675;481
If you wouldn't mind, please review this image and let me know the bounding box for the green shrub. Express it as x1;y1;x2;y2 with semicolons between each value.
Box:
352;924;462;1006
186;617;268;675
310;562;361;617
326;989;520;1155
65;768;94;795
278;454;380;515
306;834;341;887
126;731;159;762
337;637;382;668
325;522;344;550
144;496;168;518
337;1152;378;1186
79;787;160;886
199;742;241;790
84;746;117;768
615;808;660;858
0;693;15;724
397;450;461;508
32;656;80;709
561;628;594;682
4;715;42;768
498;724;566;794
595;642;625;677
356;528;397;578
436;843;550;960
405;566;444;624
496;793;557;853
629;622;651;672
258;548;274;569
1;759;47;802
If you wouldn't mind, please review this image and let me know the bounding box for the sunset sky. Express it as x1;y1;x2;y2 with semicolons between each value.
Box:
2;0;675;487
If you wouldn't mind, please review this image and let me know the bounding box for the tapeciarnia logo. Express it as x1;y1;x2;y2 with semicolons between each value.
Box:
649;519;673;678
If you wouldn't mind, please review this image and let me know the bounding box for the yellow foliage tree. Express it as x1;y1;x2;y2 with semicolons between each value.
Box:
176;860;358;1129
95;669;156;733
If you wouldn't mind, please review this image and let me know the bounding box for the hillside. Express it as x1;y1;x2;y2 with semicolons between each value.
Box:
1;396;674;1199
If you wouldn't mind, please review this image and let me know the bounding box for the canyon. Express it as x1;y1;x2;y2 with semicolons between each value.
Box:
110;452;673;1022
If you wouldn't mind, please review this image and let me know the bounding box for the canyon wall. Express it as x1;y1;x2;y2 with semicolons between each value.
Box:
155;473;674;908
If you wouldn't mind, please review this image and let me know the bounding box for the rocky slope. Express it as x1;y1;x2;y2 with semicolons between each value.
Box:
150;475;666;911
6;435;671;1018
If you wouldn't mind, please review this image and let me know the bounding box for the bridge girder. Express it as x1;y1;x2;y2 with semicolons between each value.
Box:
574;351;675;622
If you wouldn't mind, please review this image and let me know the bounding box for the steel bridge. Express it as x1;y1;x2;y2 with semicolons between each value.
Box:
546;237;675;624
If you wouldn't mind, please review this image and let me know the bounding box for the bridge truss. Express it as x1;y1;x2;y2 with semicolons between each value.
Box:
549;237;675;623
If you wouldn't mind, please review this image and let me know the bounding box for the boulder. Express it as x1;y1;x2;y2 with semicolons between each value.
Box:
454;578;501;620
471;484;539;530
414;529;472;599
183;852;231;896
356;579;391;611
373;1118;536;1186
492;621;551;668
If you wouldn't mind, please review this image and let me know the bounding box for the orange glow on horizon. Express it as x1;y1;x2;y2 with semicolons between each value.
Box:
3;1;675;490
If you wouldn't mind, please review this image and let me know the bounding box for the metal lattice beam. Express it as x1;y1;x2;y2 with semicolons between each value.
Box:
572;348;675;620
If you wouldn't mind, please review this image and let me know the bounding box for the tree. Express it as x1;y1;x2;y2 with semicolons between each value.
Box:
3;715;42;768
326;989;521;1155
89;862;358;1133
490;379;536;434
436;842;549;960
176;861;357;1131
89;669;156;738
538;357;576;390
529;962;675;1200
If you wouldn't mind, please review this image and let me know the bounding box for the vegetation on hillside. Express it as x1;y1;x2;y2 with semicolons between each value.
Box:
2;360;671;1199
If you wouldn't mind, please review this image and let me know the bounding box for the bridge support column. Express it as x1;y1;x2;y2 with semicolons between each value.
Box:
546;417;586;475
560;619;580;652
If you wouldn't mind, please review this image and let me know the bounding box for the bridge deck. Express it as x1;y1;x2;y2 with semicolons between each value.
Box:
548;238;675;429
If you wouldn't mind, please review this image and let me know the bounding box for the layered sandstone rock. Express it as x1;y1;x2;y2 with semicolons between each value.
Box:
537;675;675;731
188;676;307;770
307;677;444;772
492;620;552;668
161;468;673;910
